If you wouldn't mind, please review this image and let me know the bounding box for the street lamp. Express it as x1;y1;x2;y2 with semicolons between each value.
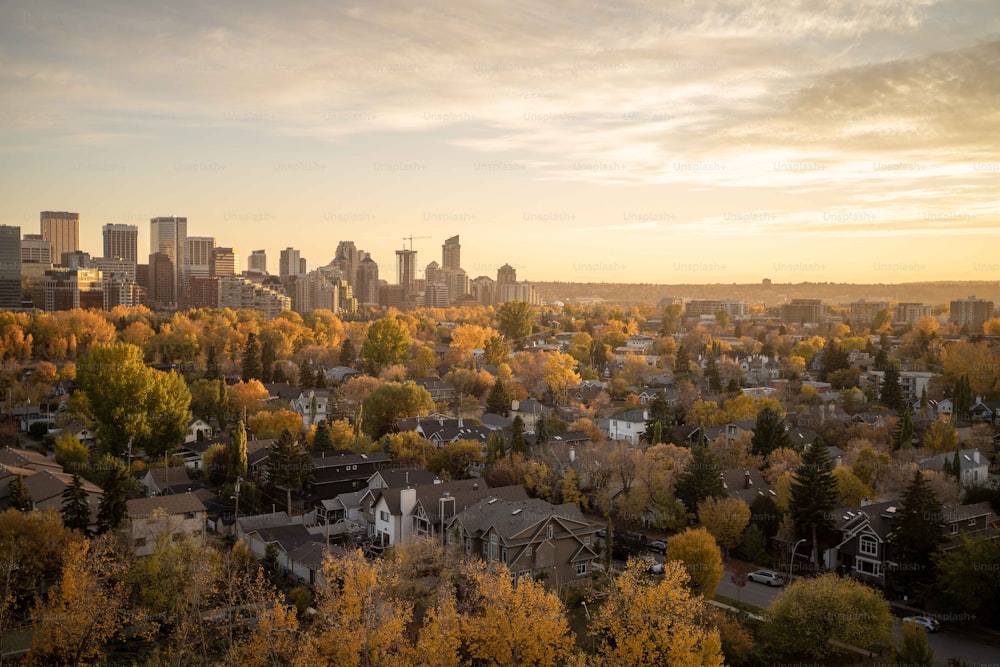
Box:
789;538;806;582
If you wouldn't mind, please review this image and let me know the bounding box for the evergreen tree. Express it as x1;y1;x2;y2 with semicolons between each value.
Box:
215;378;229;428
705;353;721;393
641;393;672;444
299;362;314;390
953;375;973;420
888;471;945;597
229;419;248;481
261;542;282;585
789;440;838;567
534;413;549;446
8;473;32;511
205;345;221;380
313;420;333;452
339;338;356;366
674;441;724;513
96;465;129;534
920;386;928;413
724;377;741;395
260;338;276;383
266;429;313;515
898;405;915;449
241;333;263;382
819;340;850;381
874;347;890;371
880;363;904;410
751;407;792;457
674;346;690;374
60;473;92;535
485;377;511;416
510;416;527;455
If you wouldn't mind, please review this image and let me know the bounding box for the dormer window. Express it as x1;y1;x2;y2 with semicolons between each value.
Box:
859;535;877;557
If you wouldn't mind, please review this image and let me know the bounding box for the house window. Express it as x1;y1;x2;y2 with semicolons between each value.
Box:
525;545;533;558
968;518;977;527
135;537;147;548
576;561;589;576
483;540;489;556
490;534;499;561
546;525;554;540
380;511;389;522
501;548;508;564
951;523;959;535
859;535;878;557
466;538;472;554
584;535;591;546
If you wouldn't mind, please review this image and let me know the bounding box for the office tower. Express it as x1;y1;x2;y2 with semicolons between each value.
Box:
150;216;187;306
298;257;307;274
294;271;339;314
91;257;135;281
425;260;442;285
442;235;460;271
185;236;214;285
950;296;995;329
210;247;239;277
40;211;79;264
355;255;379;305
148;252;176;309
849;300;891;327
335;241;359;286
395;249;416;296
42;268;103;311
103;275;145;309
21;234;52;264
102;224;138;266
61;251;90;270
423;282;449;308
279;247;301;280
497;263;516;285
0;226;22;308
248;250;267;274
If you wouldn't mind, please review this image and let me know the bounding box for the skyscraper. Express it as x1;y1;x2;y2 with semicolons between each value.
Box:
335;241;360;286
20;234;52;264
356;255;379;305
497;263;516;285
150;216;187;307
279;247;302;280
40;211;80;264
248;250;267;274
0;226;22;308
396;249;416;296
442;235;461;271
102;224;139;266
148;252;175;308
210;247;239;277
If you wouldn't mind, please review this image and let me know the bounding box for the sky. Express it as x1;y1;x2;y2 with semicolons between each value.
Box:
2;0;1000;285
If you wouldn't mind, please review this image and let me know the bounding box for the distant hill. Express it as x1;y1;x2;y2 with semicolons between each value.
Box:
534;281;1000;308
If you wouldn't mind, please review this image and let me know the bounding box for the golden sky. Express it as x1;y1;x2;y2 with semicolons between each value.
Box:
2;1;1000;283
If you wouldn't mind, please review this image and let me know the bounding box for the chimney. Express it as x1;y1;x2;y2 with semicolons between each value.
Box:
744;470;751;489
473;482;479;490
458;417;463;428
569;446;576;463
973;450;980;463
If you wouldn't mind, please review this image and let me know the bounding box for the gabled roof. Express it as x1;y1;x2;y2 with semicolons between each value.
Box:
416;482;528;524
287;540;343;570
144;466;193;493
0;447;61;471
249;523;317;553
451;497;595;542
720;468;775;505
610;409;646;424
920;449;986;472
24;468;103;506
369;468;439;489
127;493;207;518
312;451;391;469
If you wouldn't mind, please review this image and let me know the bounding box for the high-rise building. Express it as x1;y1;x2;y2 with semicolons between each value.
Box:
279;247;302;280
218;276;290;319
91;257;135;281
248;250;267;275
150;216;187;306
210;247;239;277
42;268;103;311
355;255;379;305
298;257;307;275
294;271;339;314
396;249;417;296
102;224;139;266
103;275;145;309
423;282;450;308
894;302;933;325
425;260;442;285
950;296;995;330
185;236;214;283
0;226;22;308
148;252;176;309
40;212;79;264
849;300;890;327
61;251;90;270
335;241;360;286
497;263;516;285
21;234;52;264
442;235;461;271
470;275;496;306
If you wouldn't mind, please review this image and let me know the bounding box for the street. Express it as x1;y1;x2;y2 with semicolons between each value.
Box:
715;567;783;611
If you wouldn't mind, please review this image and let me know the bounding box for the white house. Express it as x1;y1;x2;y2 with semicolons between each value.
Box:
921;449;990;487
127;494;207;557
291;390;329;428
185;419;214;444
602;409;647;445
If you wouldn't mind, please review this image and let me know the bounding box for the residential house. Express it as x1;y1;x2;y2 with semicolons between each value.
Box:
317;490;368;539
920;449;990;487
185;418;214;444
724;419;756;446
55;421;97;447
412;378;458;402
367;468;440;490
306;451;392;501
602;409;647;445
446;497;603;590
0;447;62;473
140;465;194;497
721;468;777;506
511;398;545;433
969;396;1000;425
324;366;362;385
127;493;207;557
23;468;103;520
291;390;330;429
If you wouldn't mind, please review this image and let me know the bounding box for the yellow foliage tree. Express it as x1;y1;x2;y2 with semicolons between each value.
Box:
591;559;724;667
248;409;304;439
833;467;874;506
450;324;498;363
697;496;751;553
410;588;464;667
923;417;960;454
542;351;582;403
228;379;271;417
666;527;724;597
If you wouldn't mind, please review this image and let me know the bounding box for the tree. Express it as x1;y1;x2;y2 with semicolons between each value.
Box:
261;542;282;586
339;337;356;366
674;345;690;374
361;317;411;374
247;409;304;439
509;416;527;455
463;560;574;667
427;439;484;480
736;523;769;563
751;407;792;457
485;431;506;464
894;618;934;667
496;301;533;344
8;474;32;512
75;343;154;457
140;369;192;459
60;473;91;536
818;340;850;381
542;351;580;403
934;530;1000;628
266;429;312;515
260;337;276;383
924;417;960;453
229;419;248;481
241;332;263;382
360;381;434;438
411;588;463;667
666;527;724;597
675;441;724;514
697;496;751;556
953;374;973;420
641;393;673;444
899;404;914;449
534;413;549;446
765;573;893;659
485;377;511;416
832;467;873;506
880;363;904;410
592;559;723;667
888;471;945;597
227;379;270;418
27;539;127;667
312;419;333;451
789;440;838;567
96;464;130;534
482;334;511;367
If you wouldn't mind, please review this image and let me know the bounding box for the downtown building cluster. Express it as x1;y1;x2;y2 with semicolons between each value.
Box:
0;217;539;317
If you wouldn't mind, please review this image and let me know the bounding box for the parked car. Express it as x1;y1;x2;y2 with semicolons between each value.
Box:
647;540;667;554
902;616;940;633
647;561;665;575
747;570;785;586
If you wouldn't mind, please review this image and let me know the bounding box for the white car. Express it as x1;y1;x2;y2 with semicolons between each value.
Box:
902;616;940;633
747;570;785;586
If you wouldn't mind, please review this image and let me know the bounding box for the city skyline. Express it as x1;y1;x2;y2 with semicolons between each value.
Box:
3;2;1000;284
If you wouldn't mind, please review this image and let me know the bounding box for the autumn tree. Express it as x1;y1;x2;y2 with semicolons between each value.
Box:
410;588;463;667
265;429;312;515
697;496;751;557
666;528;724;597
751;406;792;457
241;332;263;381
361;317;412;374
923;416;960;453
482;334;511;367
229;419;248;481
789;440;838;567
227;380;271;417
496;301;534;345
247;408;304;439
592;558;724;667
888;471;945;598
427;439;484;480
360;381;434;438
60;473;91;536
765;573;893;659
542;350;581;403
934;530;1000;628
832;467;873;506
894;619;934;667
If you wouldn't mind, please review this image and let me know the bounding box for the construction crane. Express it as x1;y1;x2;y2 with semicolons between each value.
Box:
402;235;430;251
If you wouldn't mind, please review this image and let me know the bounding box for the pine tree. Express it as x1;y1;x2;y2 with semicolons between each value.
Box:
9;473;32;511
261;339;276;383
229;420;248;481
920;386;928;413
205;345;221;380
241;333;263;382
889;471;945;597
954;375;973;420
61;473;92;535
674;346;690;375
674;441;724;513
705;353;721;392
534;413;549;446
485;378;510;416
261;542;282;586
299;362;314;390
266;429;312;515
880;363;904;410
96;465;129;534
789;440;838;567
313;420;333;452
751;407;792;457
898;405;914;449
510;416;527;455
819;340;850;381
339;338;356;366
